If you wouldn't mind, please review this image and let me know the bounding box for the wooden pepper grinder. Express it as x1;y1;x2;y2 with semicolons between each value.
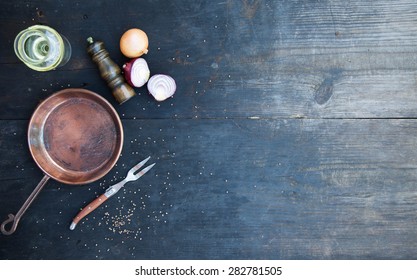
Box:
87;37;135;104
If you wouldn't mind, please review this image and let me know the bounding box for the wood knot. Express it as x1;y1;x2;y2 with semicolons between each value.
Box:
314;69;342;105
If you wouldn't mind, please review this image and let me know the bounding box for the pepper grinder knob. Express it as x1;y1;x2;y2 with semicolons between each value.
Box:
86;37;136;104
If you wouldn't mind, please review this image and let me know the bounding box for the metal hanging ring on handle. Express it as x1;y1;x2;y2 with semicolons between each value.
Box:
1;175;50;235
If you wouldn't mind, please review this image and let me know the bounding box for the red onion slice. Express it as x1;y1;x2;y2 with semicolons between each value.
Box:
147;74;176;101
123;58;150;87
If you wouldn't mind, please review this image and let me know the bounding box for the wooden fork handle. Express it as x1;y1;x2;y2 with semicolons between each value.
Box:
69;194;108;230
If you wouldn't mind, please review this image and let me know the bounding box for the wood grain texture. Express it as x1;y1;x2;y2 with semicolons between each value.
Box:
1;0;417;259
1;0;417;119
1;119;417;259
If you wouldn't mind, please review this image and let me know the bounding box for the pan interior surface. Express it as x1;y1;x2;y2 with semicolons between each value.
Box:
44;98;117;172
28;89;123;184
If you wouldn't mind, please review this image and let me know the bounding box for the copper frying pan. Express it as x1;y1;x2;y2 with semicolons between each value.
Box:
1;88;123;235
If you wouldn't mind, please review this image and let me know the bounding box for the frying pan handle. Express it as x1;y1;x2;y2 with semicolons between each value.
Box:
1;175;50;235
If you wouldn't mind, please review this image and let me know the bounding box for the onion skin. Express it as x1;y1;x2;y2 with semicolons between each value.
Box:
123;58;150;87
147;74;176;101
120;28;149;58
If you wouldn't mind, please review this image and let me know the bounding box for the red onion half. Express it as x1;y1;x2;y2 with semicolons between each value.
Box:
147;74;176;101
122;58;150;87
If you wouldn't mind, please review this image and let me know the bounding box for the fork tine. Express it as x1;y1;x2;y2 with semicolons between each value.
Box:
133;163;156;179
128;156;151;175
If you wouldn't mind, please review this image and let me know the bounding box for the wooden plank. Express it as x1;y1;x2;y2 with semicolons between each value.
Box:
1;1;417;119
1;119;417;259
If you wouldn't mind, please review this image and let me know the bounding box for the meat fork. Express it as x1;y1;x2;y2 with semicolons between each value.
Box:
70;157;155;230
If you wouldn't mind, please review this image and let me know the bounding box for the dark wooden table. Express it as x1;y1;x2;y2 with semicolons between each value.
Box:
1;0;417;260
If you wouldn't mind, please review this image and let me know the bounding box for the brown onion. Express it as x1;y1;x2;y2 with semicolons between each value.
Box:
147;74;176;101
120;28;149;58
